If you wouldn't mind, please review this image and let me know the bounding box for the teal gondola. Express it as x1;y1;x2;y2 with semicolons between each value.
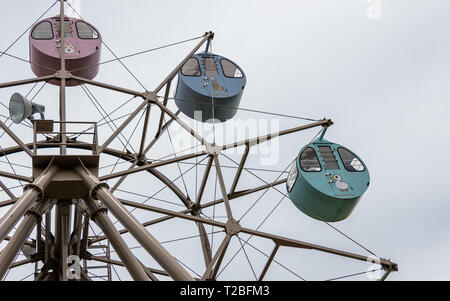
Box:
286;133;370;222
174;51;246;122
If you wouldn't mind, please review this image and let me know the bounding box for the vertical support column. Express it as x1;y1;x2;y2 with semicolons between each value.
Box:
36;221;42;277
72;203;83;256
55;199;71;281
44;209;52;264
75;164;194;281
81;214;89;272
59;0;67;155
106;241;112;281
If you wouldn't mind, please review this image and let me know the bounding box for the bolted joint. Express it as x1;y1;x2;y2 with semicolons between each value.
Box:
189;202;202;215
205;31;215;40
380;258;398;272
206;145;221;157
142;91;158;104
90;182;109;200
23;183;44;199
54;70;72;80
136;153;147;163
323;118;334;127
225;218;241;236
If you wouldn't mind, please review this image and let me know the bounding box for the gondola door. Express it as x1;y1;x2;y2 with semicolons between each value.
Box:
55;19;79;69
202;56;228;98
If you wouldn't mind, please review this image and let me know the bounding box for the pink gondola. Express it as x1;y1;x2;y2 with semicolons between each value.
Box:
29;15;102;86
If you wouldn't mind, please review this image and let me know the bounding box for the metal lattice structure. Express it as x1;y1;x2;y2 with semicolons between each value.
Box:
0;0;398;281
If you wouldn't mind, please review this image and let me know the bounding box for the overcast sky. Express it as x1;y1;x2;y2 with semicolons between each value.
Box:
0;0;449;281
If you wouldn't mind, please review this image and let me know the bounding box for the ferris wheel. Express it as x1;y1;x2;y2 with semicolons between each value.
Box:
0;0;397;281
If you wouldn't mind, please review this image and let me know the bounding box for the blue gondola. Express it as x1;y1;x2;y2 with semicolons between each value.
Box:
286;132;370;222
175;51;246;122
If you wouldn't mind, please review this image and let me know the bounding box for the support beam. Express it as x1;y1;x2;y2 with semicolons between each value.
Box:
153;32;213;94
230;179;287;200
79;269;93;281
0;199;16;208
197;222;212;268
0;199;51;279
240;228;398;271
0;120;34;157
258;244;279;281
10;258;32;269
59;79;67;154
0;163;58;242
90;179;287;244
110;160;138;193
143;110;180;154
153;100;210;148
137;104;152;159
213;155;233;219
229;144;250;195
119;198;224;228
72;203;83;257
378;270;392;281
3;236;34;246
195;155;213;205
44;210;52;264
221;119;333;151
0;170;33;183
0;139;136;161
117;197;398;272
83;197;150;281
147;167;190;206
81;214;89;272
201;234;231;280
155;81;171;138
90;256;168;278
59;0;67;155
0;75;54;90
98;150;206;181
55;199;71;281
71;75;143;97
99;100;148;153
0;181;15;199
75;163;194;281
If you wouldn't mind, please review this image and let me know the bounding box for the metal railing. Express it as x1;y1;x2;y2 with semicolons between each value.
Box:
33;120;98;155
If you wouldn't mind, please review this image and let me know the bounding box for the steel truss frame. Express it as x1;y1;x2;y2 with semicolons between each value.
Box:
0;0;397;281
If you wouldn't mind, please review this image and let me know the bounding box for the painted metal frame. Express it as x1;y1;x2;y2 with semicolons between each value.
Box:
0;0;397;281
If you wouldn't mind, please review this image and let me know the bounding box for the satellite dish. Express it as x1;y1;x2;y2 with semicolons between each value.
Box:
9;93;45;124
